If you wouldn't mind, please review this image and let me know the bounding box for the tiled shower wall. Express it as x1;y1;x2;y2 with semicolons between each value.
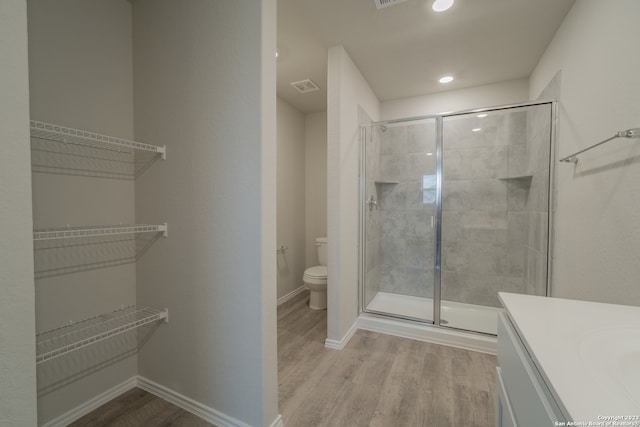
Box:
441;105;551;307
441;110;529;307
524;104;552;298
364;104;551;309
366;121;437;304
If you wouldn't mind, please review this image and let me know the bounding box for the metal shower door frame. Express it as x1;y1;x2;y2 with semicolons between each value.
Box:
359;99;556;332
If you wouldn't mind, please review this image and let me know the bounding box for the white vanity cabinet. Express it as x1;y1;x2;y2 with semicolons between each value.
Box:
496;311;566;427
497;292;640;426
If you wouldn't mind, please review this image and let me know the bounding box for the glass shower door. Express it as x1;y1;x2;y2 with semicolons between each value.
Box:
361;118;438;322
440;103;553;334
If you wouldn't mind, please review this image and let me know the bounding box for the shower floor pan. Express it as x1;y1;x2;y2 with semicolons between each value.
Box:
366;291;499;335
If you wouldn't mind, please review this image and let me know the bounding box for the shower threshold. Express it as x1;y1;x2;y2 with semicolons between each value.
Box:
366;292;499;335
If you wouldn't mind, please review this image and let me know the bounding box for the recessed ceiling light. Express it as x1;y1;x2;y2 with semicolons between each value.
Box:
439;75;454;84
472;128;482;132
476;113;488;118
425;152;433;156
432;0;454;12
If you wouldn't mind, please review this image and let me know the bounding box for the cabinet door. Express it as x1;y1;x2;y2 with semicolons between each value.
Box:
497;312;566;426
496;367;518;427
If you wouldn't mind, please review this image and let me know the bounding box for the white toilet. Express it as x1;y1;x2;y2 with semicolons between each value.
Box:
303;237;328;310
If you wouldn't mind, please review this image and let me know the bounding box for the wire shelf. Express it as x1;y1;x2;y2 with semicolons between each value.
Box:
33;224;168;241
30;121;165;179
36;305;168;364
30;121;165;157
33;224;167;278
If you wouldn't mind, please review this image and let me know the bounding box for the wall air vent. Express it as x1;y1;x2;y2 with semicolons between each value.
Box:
290;79;320;94
374;0;408;10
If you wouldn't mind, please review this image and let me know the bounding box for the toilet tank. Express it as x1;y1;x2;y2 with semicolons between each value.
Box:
316;237;328;266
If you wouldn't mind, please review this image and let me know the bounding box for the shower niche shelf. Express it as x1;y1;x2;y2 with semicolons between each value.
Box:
36;305;168;364
375;180;399;185
498;174;533;181
33;223;168;278
30;120;166;179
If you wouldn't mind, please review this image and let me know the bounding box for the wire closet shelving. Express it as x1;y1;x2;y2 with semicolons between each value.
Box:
33;223;168;241
30;120;166;179
30;120;166;158
30;120;170;366
36;305;168;364
32;223;168;279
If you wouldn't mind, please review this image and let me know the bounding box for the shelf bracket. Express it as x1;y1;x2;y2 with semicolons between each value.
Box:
160;223;168;238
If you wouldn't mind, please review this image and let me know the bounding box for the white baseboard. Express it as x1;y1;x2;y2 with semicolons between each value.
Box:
41;376;138;427
357;313;497;355
324;320;358;350
138;376;259;427
42;375;281;427
140;377;284;427
277;285;307;306
270;414;284;427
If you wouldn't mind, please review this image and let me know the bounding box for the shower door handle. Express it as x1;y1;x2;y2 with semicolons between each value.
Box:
367;195;377;211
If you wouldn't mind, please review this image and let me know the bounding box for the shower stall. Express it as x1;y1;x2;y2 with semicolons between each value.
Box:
360;101;554;335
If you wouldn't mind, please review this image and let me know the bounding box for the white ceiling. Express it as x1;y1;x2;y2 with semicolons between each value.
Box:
277;0;575;114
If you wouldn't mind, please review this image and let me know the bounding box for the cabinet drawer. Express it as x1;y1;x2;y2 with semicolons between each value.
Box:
497;312;566;427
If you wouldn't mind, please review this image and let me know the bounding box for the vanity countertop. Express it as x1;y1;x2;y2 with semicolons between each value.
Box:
499;292;640;423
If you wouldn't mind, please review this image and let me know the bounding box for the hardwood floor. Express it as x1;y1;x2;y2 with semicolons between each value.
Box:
66;290;496;426
68;387;215;427
278;291;497;427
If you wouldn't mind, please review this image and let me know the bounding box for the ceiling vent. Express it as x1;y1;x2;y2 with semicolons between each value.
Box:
374;0;408;10
290;79;320;94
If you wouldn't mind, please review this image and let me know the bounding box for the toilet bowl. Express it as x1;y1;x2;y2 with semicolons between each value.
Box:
303;266;327;310
303;237;328;310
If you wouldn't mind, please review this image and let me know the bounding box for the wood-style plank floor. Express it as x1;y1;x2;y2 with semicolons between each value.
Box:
278;291;497;427
68;290;497;426
67;387;215;427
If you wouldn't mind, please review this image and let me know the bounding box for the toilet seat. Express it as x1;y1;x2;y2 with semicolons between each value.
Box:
304;266;327;278
303;266;327;285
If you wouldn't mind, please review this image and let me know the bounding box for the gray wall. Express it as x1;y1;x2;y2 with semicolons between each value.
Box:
327;46;380;344
27;0;138;422
305;112;328;269
0;1;38;425
276;97;306;299
381;79;528;121
530;0;640;306
133;0;279;425
275;100;328;302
